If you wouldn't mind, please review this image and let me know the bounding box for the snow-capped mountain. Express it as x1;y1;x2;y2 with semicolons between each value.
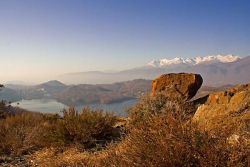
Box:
57;55;250;86
147;55;241;67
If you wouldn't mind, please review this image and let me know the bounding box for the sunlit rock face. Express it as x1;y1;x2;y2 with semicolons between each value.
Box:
151;73;203;100
193;83;250;131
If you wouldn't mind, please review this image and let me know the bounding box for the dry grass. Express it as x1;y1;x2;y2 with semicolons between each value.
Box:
96;114;249;167
127;93;196;127
28;94;249;167
29;112;249;167
0;107;117;158
0;112;46;155
40;107;117;149
0;93;249;166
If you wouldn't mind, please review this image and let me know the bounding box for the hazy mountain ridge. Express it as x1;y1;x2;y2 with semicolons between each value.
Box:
1;79;152;105
0;88;22;102
2;55;250;105
57;55;250;86
49;79;152;105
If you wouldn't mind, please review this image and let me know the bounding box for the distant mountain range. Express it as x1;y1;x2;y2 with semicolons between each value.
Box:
1;54;250;106
57;55;250;86
147;54;240;67
1;79;151;105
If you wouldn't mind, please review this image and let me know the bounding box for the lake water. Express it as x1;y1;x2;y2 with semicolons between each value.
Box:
11;99;137;116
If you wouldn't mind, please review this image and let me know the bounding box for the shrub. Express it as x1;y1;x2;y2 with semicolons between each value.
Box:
41;107;117;149
128;93;196;127
0;101;7;119
0;107;118;157
0;92;249;167
97;111;249;167
30;110;249;167
93;93;249;167
0;112;46;155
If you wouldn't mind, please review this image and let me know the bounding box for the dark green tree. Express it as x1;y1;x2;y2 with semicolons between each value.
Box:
0;84;6;119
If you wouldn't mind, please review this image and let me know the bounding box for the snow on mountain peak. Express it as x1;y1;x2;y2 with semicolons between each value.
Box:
147;54;241;67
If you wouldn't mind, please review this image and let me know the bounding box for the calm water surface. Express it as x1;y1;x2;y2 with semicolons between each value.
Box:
12;99;137;116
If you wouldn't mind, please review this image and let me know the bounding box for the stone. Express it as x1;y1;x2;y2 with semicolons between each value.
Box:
193;83;250;131
152;73;203;100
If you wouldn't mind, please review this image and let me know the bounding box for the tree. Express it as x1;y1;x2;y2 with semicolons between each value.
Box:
0;84;3;92
0;84;5;118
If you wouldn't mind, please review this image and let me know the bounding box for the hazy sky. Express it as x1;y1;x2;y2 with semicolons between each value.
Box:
0;0;250;83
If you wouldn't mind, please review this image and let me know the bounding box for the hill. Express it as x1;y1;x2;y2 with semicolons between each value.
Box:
1;79;152;105
55;79;151;105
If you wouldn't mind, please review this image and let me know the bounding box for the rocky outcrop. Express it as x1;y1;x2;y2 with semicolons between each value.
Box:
152;73;203;100
193;83;250;131
151;73;249;134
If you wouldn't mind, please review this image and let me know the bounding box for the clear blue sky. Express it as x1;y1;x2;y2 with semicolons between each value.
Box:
0;0;249;83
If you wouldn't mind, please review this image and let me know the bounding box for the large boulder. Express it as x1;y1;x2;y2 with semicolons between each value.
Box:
152;73;203;100
193;83;250;131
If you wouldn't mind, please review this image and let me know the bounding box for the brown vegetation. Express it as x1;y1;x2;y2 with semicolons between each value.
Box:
0;105;117;159
28;94;249;166
0;78;249;166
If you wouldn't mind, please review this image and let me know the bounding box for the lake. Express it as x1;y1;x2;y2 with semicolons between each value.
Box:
11;99;138;116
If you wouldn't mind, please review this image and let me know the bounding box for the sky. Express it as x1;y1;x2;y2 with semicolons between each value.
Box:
0;0;250;83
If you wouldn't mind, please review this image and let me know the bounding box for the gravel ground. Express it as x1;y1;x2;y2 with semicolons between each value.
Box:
0;156;31;167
